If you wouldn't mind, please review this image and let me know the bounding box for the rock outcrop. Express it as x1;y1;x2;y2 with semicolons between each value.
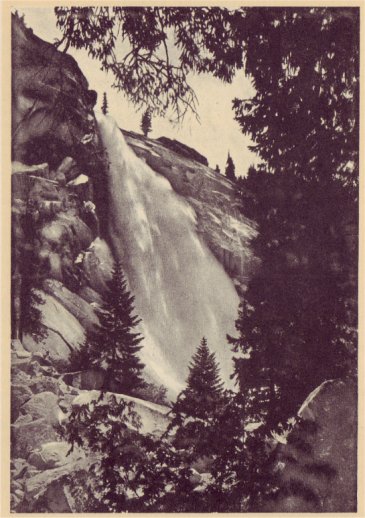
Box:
263;379;357;512
12;14;100;172
10;354;170;512
122;129;258;290
11;13;111;362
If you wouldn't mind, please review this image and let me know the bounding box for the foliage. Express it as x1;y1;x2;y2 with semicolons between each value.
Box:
140;108;152;136
227;8;358;429
54;6;244;122
215;164;220;174
225;152;236;181
61;393;141;511
54;7;358;188
61;392;197;512
168;337;225;442
230;169;357;423
79;261;146;395
205;392;279;511
101;92;108;114
232;8;359;192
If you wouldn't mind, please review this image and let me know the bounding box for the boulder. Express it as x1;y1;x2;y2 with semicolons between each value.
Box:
12;161;49;177
157;136;209;166
81;237;114;294
12;369;32;385
22;458;89;512
28;376;61;396
20;391;63;426
42;279;98;332
12;418;58;459
62;370;105;391
23;292;86;362
54;157;80;182
72;390;171;435
11;384;33;422
11;339;31;359
13;414;33;426
28;441;85;470
77;285;104;305
23;330;72;366
264;379;357;512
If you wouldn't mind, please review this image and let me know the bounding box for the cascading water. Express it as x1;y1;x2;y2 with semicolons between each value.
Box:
97;113;240;396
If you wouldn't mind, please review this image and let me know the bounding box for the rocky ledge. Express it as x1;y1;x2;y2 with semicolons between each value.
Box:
122;129;258;291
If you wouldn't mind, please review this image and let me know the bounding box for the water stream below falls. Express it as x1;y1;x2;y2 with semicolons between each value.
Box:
96;114;239;396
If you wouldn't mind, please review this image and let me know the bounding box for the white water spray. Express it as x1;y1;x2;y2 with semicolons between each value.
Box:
97;114;239;396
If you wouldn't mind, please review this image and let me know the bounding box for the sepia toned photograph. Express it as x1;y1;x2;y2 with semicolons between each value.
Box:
7;4;359;513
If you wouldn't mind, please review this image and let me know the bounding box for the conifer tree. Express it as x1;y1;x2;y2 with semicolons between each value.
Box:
167;337;226;460
84;261;145;395
141;109;152;137
101;92;108;115
215;164;221;174
225;153;236;182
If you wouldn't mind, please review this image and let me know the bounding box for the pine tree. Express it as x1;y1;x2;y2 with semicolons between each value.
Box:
141;109;152;137
101;92;108;115
175;337;224;419
225;153;236;182
215;164;221;174
168;337;226;460
84;261;145;395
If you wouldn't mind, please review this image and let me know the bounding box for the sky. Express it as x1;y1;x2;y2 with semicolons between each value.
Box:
18;7;260;175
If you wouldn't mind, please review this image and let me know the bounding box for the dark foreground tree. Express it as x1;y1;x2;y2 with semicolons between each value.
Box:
169;338;224;422
225;153;236;182
101;92;108;115
61;392;197;512
166;338;277;512
79;262;145;395
141;109;152;137
62;394;142;511
215;164;221;174
229;170;357;424
167;338;227;467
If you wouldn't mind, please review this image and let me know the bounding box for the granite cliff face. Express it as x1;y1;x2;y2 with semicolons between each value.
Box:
11;13;109;365
11;13;257;378
122;129;258;291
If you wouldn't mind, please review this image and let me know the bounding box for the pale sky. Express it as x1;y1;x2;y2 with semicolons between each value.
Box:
18;7;260;175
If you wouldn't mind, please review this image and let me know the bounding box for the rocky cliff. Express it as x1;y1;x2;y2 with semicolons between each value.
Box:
11;13;256;371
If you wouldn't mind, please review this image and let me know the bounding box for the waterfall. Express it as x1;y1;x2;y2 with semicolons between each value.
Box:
96;114;240;397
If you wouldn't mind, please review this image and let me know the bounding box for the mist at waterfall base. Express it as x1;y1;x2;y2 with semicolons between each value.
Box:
97;114;240;397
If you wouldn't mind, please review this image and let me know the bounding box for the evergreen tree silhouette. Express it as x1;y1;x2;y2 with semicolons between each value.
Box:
225;153;236;182
141;109;152;137
84;261;145;395
215;164;221;174
101;92;108;115
167;337;226;459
